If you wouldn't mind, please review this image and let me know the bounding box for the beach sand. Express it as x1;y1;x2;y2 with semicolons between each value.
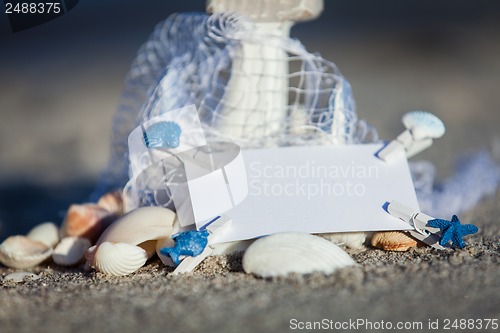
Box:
1;192;498;332
1;2;499;332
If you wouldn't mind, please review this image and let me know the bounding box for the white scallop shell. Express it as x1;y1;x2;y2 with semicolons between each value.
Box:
402;111;445;140
96;207;176;246
0;236;52;269
92;242;148;276
26;222;60;248
3;272;40;283
52;237;91;266
242;232;356;278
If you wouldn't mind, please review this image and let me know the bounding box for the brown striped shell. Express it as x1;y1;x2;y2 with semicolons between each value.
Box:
370;231;417;252
97;191;124;215
61;204;115;244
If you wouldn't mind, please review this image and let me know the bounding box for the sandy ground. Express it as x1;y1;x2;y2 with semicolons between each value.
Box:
0;2;499;332
0;192;498;333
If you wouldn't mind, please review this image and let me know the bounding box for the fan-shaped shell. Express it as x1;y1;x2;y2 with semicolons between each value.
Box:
97;191;124;215
0;236;52;269
370;231;417;251
95;207;176;246
53;237;91;266
61;204;115;243
242;232;356;278
402;111;445;140
92;242;148;276
26;222;60;248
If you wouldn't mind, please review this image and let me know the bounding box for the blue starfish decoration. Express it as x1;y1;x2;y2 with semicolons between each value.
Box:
160;230;209;265
428;215;478;249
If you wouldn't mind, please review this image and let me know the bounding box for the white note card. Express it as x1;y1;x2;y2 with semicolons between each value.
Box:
213;144;419;244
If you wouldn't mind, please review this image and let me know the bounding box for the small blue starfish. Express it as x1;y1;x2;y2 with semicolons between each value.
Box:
428;215;478;249
160;230;209;265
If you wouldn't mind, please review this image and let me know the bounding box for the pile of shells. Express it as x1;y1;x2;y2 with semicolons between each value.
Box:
0;190;183;277
0;220;60;269
0;188;421;278
53;190;126;267
85;206;177;276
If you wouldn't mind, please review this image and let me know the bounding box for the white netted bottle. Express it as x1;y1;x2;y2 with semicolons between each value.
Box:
95;0;377;199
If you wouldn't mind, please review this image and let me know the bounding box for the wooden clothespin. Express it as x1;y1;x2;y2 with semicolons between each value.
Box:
386;201;445;250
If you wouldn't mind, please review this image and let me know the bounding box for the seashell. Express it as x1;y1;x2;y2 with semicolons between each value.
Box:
242;232;356;278
95;206;176;246
97;191;124;215
26;222;60;248
0;236;52;269
3;272;39;283
370;231;417;252
138;240;158;259
402;111;445;140
61;204;115;244
86;207;176;270
52;237;91;266
91;242;148;276
321;232;368;249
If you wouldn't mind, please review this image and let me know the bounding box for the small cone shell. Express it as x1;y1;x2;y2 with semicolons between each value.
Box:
61;204;115;244
370;231;417;252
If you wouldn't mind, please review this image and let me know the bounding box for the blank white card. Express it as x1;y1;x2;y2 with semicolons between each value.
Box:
210;144;419;244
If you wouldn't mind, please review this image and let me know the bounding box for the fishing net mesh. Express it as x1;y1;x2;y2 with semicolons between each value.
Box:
95;12;500;217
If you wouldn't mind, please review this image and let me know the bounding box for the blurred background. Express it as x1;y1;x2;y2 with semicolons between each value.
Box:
1;0;499;239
